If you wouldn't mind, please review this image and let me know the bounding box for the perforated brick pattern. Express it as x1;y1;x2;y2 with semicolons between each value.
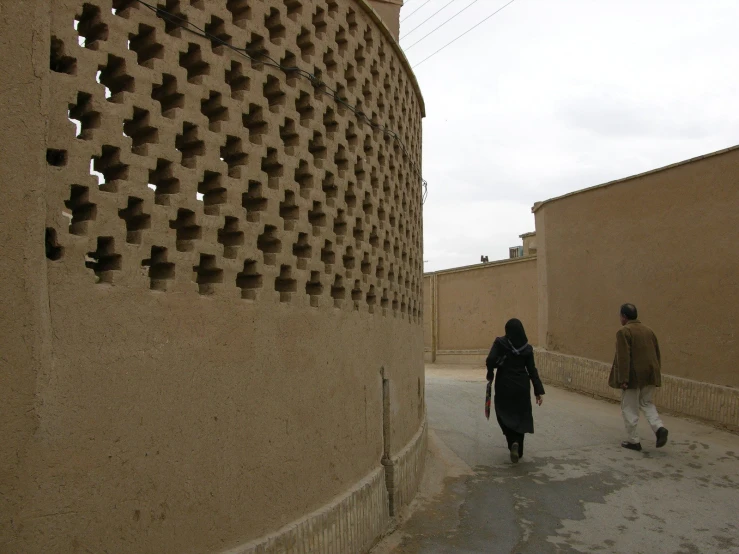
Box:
46;0;424;322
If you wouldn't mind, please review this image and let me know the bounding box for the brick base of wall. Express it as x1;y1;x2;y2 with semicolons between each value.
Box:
224;418;427;554
535;349;739;430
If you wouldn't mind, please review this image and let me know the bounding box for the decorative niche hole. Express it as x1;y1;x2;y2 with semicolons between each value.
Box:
321;240;335;270
322;172;337;205
45;228;64;261
169;209;201;252
68;92;100;140
261;148;283;188
285;0;302;18
205;15;231;52
335;145;349;173
280;118;299;153
148;159;180;205
227;0;251;28
90;146;128;191
343;245;355;270
293;232;312;269
353;218;364;243
46;149;67;167
65;185;96;235
141;246;174;291
295;160;314;197
118;196;151;244
306;271;323;306
275;265;297;302
123;107;158;155
237;259;262;300
217;216;244;259
308;132;326;164
351;280;362;310
50;37;77;74
381;288;390;311
308;201;326;231
330;274;345;307
86;237;121;283
361;252;371;276
265;8;286;43
129;24;163;68
297;27;315;61
152;74;184;118
201;92;229;132
198;171;226;215
257;225;281;265
242;180;268;222
193;254;223;295
175;122;204;169
312;6;327;37
369;226;379;248
296;91;314;125
220;136;247;178
333;209;347;238
376;256;385;279
226;61;250;99
179;43;210;83
97;55;134;103
366;285;377;313
243;103;268;144
279;190;299;230
335;26;348;55
263;75;286;112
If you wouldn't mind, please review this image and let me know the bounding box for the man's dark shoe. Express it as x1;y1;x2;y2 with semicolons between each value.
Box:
656;427;669;448
621;441;642;452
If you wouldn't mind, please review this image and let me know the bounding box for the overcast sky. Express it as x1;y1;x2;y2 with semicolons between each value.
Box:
398;0;739;272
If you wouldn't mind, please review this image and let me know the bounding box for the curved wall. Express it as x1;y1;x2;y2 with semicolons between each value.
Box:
1;0;425;552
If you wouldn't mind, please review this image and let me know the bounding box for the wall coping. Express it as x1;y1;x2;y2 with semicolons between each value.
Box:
532;144;739;213
424;255;536;278
356;0;426;117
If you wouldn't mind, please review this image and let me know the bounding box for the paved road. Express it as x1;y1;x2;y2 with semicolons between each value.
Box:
378;366;739;554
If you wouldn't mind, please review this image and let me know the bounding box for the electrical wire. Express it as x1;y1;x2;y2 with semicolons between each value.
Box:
403;0;482;51
400;0;461;39
411;0;519;68
130;0;428;203
400;0;433;23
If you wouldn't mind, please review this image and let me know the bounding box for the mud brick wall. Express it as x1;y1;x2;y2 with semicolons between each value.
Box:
1;1;426;552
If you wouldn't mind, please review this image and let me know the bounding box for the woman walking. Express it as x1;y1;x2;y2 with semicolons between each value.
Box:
486;319;545;463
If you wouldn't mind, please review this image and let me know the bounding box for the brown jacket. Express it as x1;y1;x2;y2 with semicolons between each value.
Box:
608;320;662;389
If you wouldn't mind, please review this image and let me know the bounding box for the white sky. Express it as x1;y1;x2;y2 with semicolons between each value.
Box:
399;0;739;272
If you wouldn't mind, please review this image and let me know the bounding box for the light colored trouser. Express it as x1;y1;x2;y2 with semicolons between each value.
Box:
621;386;664;444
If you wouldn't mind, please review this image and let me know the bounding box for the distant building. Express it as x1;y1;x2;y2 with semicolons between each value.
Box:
509;232;536;259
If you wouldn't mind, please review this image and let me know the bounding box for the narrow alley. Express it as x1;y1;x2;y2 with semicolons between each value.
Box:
375;366;739;554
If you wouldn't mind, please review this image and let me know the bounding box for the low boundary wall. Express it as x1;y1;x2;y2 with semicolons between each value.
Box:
536;349;739;430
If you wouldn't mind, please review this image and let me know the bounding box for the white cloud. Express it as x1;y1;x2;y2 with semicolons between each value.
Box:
401;0;739;271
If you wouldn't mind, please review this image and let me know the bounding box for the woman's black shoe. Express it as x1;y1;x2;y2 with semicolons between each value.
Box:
510;442;520;463
621;441;642;451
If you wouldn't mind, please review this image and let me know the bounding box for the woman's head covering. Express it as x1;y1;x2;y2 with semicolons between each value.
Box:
505;318;528;350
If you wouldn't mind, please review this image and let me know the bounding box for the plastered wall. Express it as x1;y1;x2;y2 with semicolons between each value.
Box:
535;146;739;388
0;1;425;552
423;258;539;358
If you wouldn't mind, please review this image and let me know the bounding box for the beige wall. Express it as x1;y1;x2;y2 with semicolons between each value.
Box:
367;0;403;40
535;146;739;388
1;1;425;553
423;258;538;359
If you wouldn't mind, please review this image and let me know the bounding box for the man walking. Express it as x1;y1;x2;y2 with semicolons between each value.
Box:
609;304;668;451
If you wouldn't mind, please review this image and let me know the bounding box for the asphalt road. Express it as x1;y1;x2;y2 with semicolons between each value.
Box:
375;366;739;554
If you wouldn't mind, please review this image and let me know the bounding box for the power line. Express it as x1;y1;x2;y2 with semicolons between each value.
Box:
400;0;461;39
128;0;428;203
403;0;483;51
412;0;519;68
400;0;433;23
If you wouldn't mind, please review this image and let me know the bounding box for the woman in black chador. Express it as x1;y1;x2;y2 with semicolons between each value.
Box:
486;318;545;463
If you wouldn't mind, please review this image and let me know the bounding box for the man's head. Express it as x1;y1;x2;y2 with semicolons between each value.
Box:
620;303;638;326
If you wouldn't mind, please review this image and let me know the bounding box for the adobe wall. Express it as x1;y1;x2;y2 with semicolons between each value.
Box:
423;258;538;363
535;146;739;389
0;1;425;553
